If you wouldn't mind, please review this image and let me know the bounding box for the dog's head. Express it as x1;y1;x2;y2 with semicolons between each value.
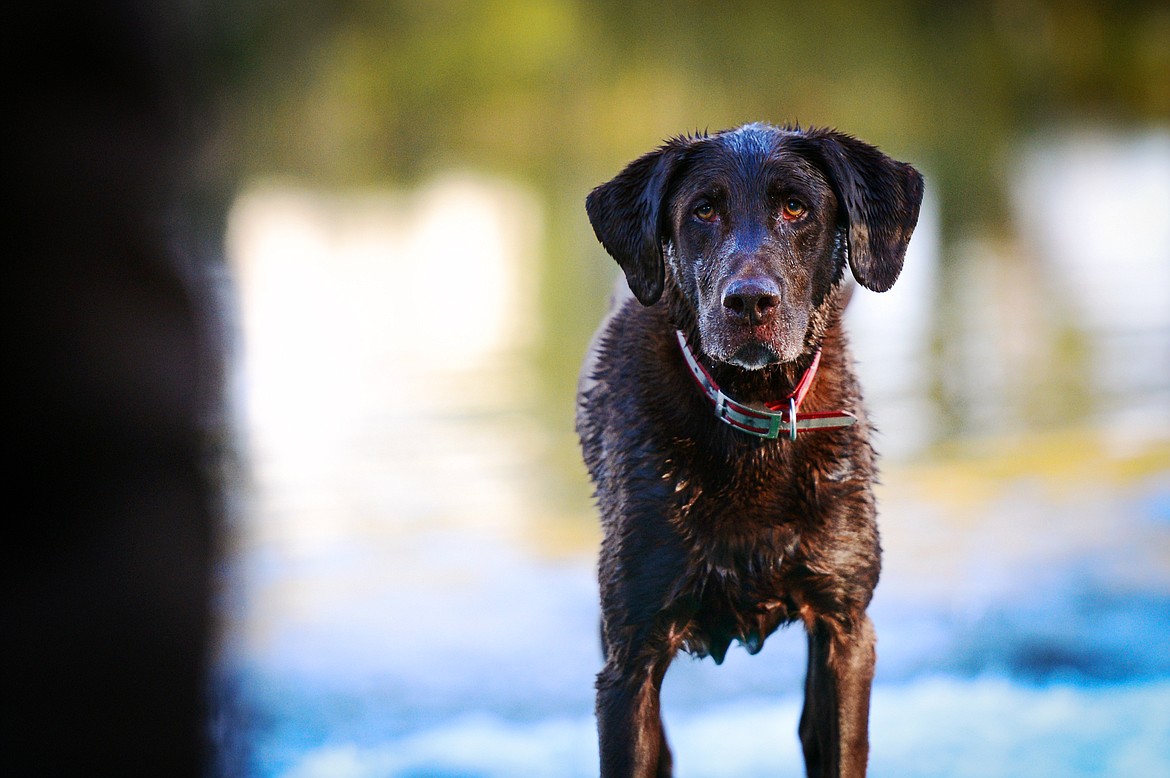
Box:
586;123;924;369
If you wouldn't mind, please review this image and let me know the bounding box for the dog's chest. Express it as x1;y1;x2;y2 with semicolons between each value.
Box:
679;547;800;663
668;446;803;555
668;456;807;661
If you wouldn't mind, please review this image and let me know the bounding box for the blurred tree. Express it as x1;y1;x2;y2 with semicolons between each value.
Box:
6;1;226;774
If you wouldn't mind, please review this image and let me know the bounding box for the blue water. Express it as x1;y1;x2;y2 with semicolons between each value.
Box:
213;468;1170;777
266;680;1170;778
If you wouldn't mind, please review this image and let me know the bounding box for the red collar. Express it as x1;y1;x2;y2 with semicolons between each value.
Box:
675;330;856;441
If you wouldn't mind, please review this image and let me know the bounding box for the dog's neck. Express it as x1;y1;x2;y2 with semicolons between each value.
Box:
674;327;856;440
669;298;847;408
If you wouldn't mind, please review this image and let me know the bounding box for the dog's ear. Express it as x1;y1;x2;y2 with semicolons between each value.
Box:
801;129;924;292
585;139;690;306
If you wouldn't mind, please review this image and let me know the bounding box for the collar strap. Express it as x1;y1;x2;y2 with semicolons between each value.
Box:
675;330;856;441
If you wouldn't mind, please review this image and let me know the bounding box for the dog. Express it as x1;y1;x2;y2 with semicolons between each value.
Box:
577;122;923;777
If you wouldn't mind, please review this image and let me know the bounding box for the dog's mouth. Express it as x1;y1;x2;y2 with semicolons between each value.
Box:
698;303;807;370
701;322;805;370
697;318;790;374
726;341;781;370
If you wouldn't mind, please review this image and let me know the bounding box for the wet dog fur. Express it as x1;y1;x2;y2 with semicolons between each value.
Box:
577;123;923;777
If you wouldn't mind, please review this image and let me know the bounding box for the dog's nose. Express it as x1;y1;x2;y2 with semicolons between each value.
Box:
722;278;780;325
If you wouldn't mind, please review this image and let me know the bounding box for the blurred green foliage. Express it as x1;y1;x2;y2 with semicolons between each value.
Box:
211;0;1168;198
199;0;1170;440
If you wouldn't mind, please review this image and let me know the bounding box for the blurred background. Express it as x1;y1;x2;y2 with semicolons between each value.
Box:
8;1;1169;776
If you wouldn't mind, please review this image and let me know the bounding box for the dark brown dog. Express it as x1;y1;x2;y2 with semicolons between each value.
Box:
577;123;923;777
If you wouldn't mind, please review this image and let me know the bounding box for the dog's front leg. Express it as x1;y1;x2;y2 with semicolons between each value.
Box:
798;614;877;778
596;647;674;778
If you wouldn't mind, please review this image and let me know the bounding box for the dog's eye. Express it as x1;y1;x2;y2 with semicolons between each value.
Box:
782;198;806;220
693;202;717;222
